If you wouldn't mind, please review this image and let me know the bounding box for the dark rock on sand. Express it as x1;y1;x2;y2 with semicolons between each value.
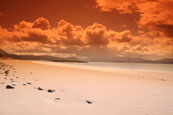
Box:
38;87;43;90
5;70;9;74
86;100;93;104
6;85;14;89
27;82;32;85
23;84;27;86
55;98;61;100
47;89;56;93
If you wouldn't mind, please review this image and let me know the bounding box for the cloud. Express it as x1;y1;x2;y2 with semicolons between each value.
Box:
116;30;132;43
85;23;109;45
137;0;173;37
57;19;85;46
0;17;172;60
14;21;33;31
96;0;173;37
32;17;50;30
95;0;139;13
20;31;49;43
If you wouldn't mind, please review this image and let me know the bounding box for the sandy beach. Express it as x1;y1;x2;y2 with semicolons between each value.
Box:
0;60;173;115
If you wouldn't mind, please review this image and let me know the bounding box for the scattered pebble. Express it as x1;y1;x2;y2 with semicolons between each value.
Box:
23;84;27;86
27;82;32;85
38;87;43;91
55;98;61;100
47;89;56;93
54;98;61;102
5;70;9;74
6;85;14;89
86;100;93;104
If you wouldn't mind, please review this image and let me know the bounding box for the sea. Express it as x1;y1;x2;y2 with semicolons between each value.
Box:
33;61;173;73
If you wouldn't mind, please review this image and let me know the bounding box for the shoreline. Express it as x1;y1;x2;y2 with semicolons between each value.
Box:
33;60;173;74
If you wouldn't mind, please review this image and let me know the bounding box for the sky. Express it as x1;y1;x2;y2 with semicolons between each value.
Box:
0;0;173;61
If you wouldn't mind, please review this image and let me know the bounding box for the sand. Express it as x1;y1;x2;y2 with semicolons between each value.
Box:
0;60;173;115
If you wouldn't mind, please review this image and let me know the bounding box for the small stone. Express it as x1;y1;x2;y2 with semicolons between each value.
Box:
27;82;32;85
23;84;27;86
86;100;93;104
38;87;43;90
55;98;61;100
6;85;14;89
47;89;56;93
5;70;9;74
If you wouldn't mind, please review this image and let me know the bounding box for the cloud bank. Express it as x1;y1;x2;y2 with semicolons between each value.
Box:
0;17;172;60
96;0;173;37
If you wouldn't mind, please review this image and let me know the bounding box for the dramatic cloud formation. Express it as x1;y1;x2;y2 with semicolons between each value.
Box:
0;17;172;60
96;0;173;37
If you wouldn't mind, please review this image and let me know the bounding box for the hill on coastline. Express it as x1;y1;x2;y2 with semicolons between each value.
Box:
0;49;173;64
0;49;87;63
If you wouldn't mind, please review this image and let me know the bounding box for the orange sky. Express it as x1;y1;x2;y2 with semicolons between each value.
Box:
0;0;173;61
